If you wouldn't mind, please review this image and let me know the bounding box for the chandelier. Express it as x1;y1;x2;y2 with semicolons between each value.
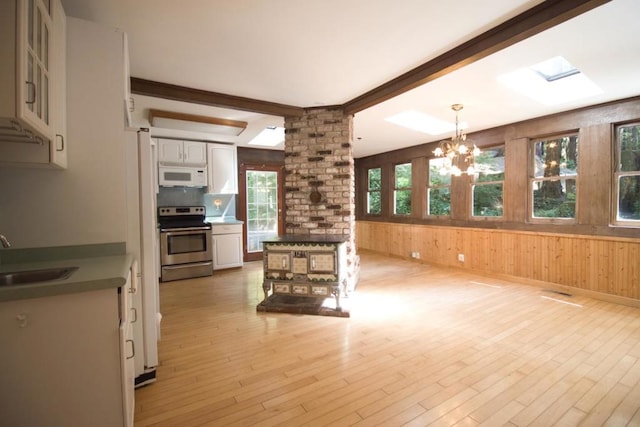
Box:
432;104;480;176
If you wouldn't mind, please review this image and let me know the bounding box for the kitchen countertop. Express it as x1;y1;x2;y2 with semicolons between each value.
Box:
0;243;134;302
207;216;244;224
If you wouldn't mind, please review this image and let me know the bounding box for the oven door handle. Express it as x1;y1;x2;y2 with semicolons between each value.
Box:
161;227;211;234
162;261;213;270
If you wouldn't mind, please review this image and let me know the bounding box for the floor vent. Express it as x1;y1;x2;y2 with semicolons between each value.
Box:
544;289;573;297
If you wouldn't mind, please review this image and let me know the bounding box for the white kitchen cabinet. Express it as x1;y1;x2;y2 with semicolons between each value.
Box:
0;273;136;427
0;0;68;168
212;223;243;269
158;138;207;166
50;0;67;168
207;143;238;194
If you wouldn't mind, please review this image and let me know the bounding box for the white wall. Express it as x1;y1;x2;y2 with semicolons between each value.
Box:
0;17;128;248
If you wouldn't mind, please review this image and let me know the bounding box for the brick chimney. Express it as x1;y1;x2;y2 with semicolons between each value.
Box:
283;107;358;290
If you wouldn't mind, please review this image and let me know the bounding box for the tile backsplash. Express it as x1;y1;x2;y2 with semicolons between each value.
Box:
157;187;204;207
157;187;236;218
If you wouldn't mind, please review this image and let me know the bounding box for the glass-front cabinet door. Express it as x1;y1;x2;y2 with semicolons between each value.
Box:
20;0;53;140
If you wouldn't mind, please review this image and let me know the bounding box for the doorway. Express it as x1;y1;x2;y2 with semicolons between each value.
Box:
239;164;284;262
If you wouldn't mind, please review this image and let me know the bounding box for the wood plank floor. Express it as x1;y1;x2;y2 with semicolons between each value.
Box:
134;250;640;426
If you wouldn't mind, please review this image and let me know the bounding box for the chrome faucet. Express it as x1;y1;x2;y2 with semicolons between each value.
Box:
0;234;11;248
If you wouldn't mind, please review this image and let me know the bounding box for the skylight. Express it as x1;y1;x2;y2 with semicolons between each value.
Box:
248;126;285;147
497;56;602;106
385;110;463;135
531;56;579;82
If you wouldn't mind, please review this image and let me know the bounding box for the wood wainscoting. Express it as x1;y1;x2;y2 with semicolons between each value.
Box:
356;221;640;306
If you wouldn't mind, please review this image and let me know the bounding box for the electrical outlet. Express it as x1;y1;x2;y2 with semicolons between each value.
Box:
416;252;420;259
458;253;465;262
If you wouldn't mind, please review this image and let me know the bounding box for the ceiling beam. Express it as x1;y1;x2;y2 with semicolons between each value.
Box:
343;0;612;115
130;77;304;118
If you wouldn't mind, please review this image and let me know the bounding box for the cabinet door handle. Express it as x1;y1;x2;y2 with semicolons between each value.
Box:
129;96;135;112
25;81;36;104
130;307;137;323
126;339;135;359
55;134;64;151
16;313;28;328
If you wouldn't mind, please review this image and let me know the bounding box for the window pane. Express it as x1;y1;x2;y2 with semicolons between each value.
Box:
475;147;505;183
428;188;450;216
368;167;381;190
618;124;640;172
394;190;411;215
473;183;503;217
367;191;381;215
429;158;451;186
532;178;576;218
395;163;411;188
618;175;640;220
533;136;578;178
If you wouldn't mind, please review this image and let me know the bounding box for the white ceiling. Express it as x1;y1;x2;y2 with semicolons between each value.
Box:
60;0;640;158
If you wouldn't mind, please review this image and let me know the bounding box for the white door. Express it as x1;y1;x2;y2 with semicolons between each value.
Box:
183;141;207;165
157;138;182;163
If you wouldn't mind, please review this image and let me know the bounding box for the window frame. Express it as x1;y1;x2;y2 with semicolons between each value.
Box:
528;132;579;224
426;157;452;218
470;144;505;220
393;162;412;216
613;121;640;227
365;166;382;216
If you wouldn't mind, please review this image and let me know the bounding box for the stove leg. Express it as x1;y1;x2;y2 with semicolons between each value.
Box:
262;280;272;302
332;286;342;312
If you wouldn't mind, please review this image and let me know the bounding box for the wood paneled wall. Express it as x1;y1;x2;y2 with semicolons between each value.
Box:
356;221;640;305
354;97;640;240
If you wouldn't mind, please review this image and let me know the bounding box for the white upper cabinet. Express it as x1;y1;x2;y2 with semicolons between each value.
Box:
158;138;207;166
207;143;238;194
0;0;67;168
50;0;66;168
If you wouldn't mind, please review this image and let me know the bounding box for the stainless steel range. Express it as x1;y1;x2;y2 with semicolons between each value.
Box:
158;206;213;282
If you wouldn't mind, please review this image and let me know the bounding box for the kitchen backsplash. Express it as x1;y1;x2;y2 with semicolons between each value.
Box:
204;194;236;218
157;187;236;218
157;187;204;207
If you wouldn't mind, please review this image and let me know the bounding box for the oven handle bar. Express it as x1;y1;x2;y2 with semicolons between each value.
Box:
160;226;212;233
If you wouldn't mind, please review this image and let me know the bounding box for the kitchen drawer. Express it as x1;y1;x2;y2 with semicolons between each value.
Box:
271;281;338;297
211;223;242;234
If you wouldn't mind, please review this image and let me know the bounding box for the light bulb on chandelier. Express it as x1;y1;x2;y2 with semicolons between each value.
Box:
432;104;480;176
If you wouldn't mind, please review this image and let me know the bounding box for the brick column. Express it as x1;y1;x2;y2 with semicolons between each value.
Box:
284;107;359;290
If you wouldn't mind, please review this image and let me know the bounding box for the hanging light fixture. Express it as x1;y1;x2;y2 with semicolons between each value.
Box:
432;104;481;176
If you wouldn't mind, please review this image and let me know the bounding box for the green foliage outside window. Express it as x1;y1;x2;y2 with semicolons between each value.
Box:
473;147;505;217
428;158;451;216
531;135;578;219
617;124;640;221
394;163;411;215
367;167;382;215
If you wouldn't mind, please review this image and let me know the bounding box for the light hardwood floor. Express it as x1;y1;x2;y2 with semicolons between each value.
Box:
134;250;640;426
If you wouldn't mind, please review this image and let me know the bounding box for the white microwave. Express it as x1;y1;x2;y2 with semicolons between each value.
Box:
158;165;207;187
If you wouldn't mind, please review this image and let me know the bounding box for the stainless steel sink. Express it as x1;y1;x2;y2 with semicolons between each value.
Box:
0;266;78;286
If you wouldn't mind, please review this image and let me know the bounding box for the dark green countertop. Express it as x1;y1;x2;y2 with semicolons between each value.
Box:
0;243;134;302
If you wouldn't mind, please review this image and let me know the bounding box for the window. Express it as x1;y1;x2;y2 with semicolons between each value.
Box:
246;170;279;253
427;157;451;216
472;146;505;217
394;162;412;215
530;134;578;220
366;167;382;215
615;123;640;224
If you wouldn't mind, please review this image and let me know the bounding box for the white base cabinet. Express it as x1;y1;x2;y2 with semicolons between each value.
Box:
212;223;243;270
0;275;135;427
